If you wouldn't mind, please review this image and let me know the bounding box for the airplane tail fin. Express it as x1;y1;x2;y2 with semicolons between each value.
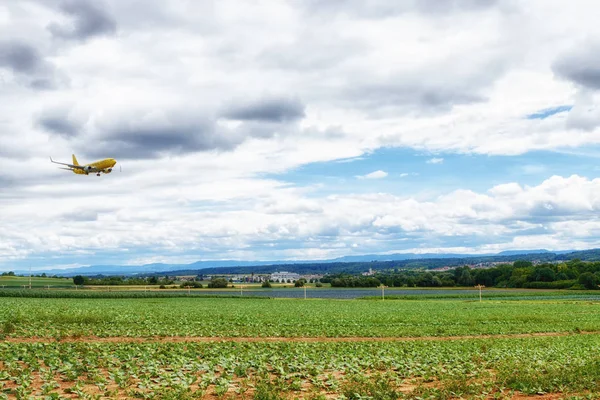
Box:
72;154;79;166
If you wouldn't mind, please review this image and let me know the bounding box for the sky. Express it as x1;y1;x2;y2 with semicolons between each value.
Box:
2;0;600;271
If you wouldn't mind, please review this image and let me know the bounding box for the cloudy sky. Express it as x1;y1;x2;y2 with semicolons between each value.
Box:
2;0;600;271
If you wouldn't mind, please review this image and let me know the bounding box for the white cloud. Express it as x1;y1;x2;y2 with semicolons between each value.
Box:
356;170;388;180
426;158;444;164
2;172;600;268
3;1;600;268
399;172;419;178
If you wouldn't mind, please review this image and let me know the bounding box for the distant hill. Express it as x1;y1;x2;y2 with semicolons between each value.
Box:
167;251;560;276
15;248;600;277
554;248;600;261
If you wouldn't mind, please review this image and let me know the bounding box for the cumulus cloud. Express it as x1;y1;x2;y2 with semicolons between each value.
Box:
36;107;84;138
4;173;600;269
552;42;600;131
36;95;312;160
0;40;59;89
47;0;117;40
38;116;79;138
553;41;600;91
90;110;221;158
368;175;600;237
347;82;485;114
563;90;600;131
4;0;600;268
222;96;306;122
0;41;43;74
301;0;500;18
356;170;388;179
37;105;295;159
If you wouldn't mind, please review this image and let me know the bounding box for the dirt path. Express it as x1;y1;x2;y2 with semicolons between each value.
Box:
3;330;599;344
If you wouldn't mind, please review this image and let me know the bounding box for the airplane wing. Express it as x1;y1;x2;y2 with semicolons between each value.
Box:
50;157;85;170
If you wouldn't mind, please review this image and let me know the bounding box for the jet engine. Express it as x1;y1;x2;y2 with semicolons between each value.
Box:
83;165;92;174
105;168;112;174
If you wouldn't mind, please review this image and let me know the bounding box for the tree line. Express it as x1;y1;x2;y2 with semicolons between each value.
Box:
72;275;176;286
322;259;600;290
71;275;233;289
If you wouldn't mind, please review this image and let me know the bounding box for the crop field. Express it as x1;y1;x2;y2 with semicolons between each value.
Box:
0;276;74;289
1;295;600;399
2;297;600;338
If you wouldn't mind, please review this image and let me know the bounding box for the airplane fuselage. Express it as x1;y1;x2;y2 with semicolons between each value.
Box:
50;155;118;176
73;158;117;175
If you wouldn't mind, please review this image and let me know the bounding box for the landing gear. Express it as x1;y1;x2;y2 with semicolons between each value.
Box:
97;173;101;176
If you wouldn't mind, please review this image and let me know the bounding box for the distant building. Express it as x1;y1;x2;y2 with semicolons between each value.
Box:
362;268;375;276
231;274;267;283
270;271;300;282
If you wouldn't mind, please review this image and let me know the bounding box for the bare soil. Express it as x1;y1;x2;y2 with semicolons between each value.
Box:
3;332;598;399
0;368;589;400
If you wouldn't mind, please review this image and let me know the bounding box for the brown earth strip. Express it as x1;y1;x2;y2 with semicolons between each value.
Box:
3;330;600;344
0;367;584;400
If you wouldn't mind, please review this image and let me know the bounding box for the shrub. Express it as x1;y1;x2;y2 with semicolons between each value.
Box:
180;281;203;288
208;278;228;288
315;282;323;287
523;280;577;289
72;275;85;285
261;281;272;288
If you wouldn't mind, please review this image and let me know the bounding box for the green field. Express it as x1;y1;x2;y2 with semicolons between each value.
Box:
1;295;600;399
0;275;74;289
2;335;600;399
2;297;600;338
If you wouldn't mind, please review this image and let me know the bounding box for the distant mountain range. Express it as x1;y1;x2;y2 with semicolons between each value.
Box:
15;248;595;277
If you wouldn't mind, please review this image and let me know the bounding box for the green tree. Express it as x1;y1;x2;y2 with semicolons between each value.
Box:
534;267;555;282
181;281;203;288
261;281;272;288
73;275;85;285
513;260;533;269
578;272;599;289
458;269;474;286
208;278;228;288
474;269;493;286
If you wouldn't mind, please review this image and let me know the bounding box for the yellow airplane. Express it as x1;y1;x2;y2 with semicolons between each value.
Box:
50;154;118;176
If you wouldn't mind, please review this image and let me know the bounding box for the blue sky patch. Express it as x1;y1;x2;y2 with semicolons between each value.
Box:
265;147;600;198
526;105;573;120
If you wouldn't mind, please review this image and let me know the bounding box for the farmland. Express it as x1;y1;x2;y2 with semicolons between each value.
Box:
1;295;600;398
0;276;73;289
2;297;600;338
